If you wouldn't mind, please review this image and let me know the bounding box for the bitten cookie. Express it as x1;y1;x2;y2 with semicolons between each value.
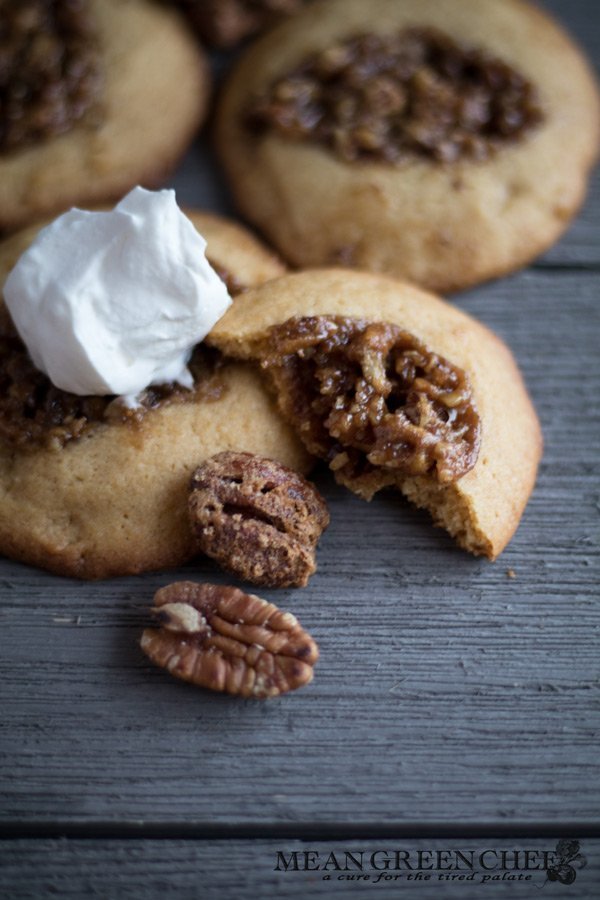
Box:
0;210;306;579
0;0;210;232
215;0;600;292
207;268;543;559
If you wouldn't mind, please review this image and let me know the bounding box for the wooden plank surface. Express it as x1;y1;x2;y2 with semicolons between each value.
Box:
1;0;599;896
0;266;598;828
1;839;599;899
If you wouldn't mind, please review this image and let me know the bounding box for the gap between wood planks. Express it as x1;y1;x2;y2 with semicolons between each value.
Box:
2;822;600;841
531;262;600;272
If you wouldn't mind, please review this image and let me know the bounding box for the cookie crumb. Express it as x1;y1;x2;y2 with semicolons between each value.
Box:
506;568;517;579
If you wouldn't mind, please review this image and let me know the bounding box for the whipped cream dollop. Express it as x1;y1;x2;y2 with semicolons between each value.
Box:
4;187;232;400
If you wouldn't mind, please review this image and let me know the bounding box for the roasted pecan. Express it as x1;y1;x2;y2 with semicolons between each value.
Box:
140;581;319;698
188;451;329;587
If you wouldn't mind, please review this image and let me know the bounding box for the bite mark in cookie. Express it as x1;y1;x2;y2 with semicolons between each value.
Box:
254;316;480;499
207;268;543;559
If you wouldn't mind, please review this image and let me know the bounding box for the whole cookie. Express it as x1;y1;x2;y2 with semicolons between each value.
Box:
0;211;306;579
0;0;210;232
207;268;543;559
216;0;600;292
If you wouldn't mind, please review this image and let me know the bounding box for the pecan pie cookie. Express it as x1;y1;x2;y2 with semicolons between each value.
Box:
207;269;543;559
215;0;600;292
0;0;210;233
0;210;306;579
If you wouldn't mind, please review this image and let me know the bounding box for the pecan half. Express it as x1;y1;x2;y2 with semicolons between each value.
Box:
188;451;329;587
140;581;318;698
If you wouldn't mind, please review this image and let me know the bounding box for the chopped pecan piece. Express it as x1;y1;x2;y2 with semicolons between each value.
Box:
189;451;329;587
140;581;318;698
255;316;481;498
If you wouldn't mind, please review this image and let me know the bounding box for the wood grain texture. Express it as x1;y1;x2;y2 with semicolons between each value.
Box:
529;0;600;268
0;266;598;827
0;4;599;898
0;839;598;899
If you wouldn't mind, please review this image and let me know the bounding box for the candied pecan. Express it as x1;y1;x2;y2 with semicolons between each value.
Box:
171;0;306;49
189;451;329;587
246;27;543;164
255;316;480;497
0;0;103;153
140;581;319;698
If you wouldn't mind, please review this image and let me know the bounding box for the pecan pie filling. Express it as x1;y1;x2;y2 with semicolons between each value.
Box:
246;28;544;163
256;316;481;494
0;254;253;449
0;335;227;449
0;0;103;153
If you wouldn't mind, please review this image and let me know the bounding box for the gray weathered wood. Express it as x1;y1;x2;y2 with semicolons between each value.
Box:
522;0;600;267
0;839;598;899
0;266;598;827
0;6;599;899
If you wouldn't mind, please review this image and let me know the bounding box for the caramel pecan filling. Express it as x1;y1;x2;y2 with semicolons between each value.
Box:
246;28;544;163
0;255;249;449
256;316;480;491
0;0;103;153
0;336;227;449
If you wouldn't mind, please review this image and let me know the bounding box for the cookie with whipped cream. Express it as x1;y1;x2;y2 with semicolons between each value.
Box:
206;268;543;559
0;208;305;579
0;0;210;232
215;0;600;292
